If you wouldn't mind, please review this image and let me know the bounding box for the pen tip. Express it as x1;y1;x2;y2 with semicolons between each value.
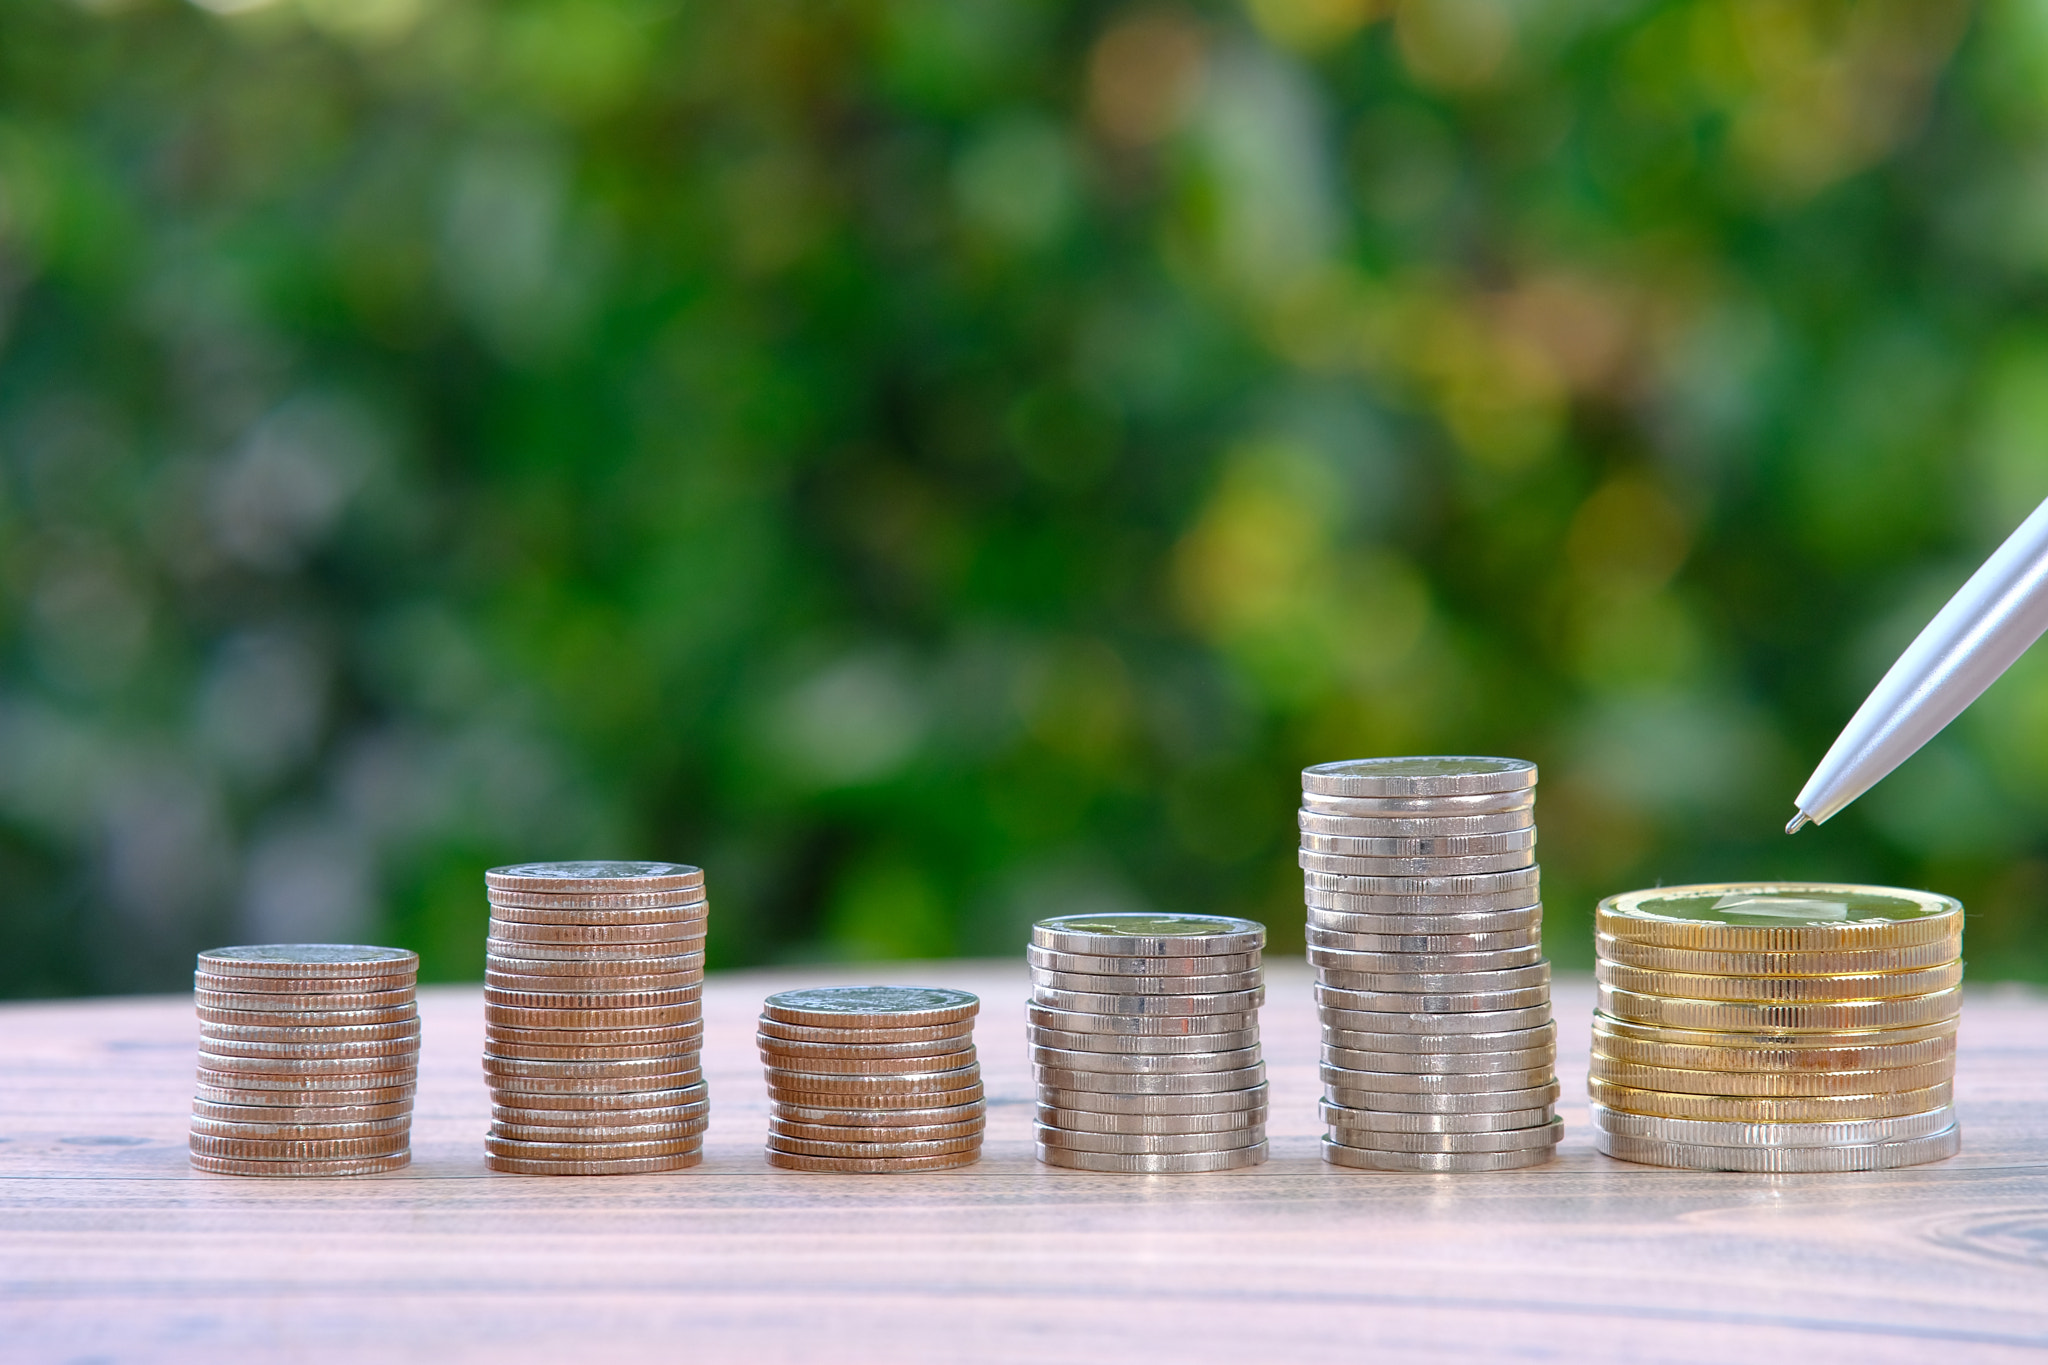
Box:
1785;810;1810;835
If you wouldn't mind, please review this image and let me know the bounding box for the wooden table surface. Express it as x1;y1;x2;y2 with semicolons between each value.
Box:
2;960;2045;1364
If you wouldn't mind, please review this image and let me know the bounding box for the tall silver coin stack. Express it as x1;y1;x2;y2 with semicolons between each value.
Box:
190;944;420;1177
1301;757;1562;1171
483;861;709;1176
759;986;986;1173
1028;913;1270;1173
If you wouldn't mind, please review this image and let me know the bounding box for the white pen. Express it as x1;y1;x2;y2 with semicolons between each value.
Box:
1789;494;2048;833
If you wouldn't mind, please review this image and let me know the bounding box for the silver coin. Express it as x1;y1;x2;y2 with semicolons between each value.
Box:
1320;1099;1553;1133
1029;1045;1261;1075
198;1018;420;1046
1031;985;1264;1016
1298;810;1535;838
485;861;704;893
756;1046;976;1076
196;945;418;975
1029;967;1263;996
771;1099;987;1127
1315;982;1551;1014
1328;1117;1563;1154
197;1033;419;1061
486;892;708;915
1316;962;1550;995
486;1070;703;1097
761;986;979;1028
483;937;706;962
769;1116;985;1144
493;1117;709;1143
188;1113;412;1140
1033;1063;1265;1095
193;969;416;996
194;1081;414;1107
493;1099;710;1127
1309;946;1545;976
1319;1061;1550;1093
1306;905;1541;935
768;1082;986;1111
1318;1005;1551;1036
1300;849;1536;877
1324;1080;1562;1114
1034;1123;1268;1155
1322;1021;1555;1055
757;1018;974;1045
1025;946;1261;977
494;1082;708;1111
1035;1104;1265;1136
194;1068;414;1093
1035;1141;1268;1173
486;952;704;979
1306;924;1540;954
1028;1026;1260;1055
1321;1138;1558;1171
1594;1125;1961;1172
1587;1102;1958;1148
1026;1004;1259;1036
757;1034;978;1061
488;919;706;945
1301;757;1537;798
1301;789;1535;817
194;1097;410;1125
762;1062;981;1092
1321;1043;1556;1075
1037;1083;1269;1116
1031;913;1265;957
195;1051;416;1077
1304;866;1540;897
1299;829;1538;858
1306;886;1541;915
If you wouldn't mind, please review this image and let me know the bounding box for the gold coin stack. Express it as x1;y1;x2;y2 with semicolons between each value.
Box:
189;945;419;1176
1028;913;1270;1174
1591;882;1963;1172
1301;757;1561;1172
759;986;985;1172
483;861;709;1176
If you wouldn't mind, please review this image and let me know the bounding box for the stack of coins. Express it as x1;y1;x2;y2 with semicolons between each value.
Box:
759;987;985;1172
189;945;420;1177
1300;757;1561;1172
483;861;709;1176
1590;882;1963;1171
1028;913;1269;1174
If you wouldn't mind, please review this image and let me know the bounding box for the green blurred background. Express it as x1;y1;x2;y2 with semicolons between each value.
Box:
4;0;2046;998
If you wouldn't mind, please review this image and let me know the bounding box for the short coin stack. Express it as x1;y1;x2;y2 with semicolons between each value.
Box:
1028;913;1269;1173
1301;757;1561;1171
1590;882;1963;1171
189;945;419;1176
759;986;985;1172
483;861;709;1176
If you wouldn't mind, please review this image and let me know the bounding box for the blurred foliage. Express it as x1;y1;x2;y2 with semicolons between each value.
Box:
3;0;2048;997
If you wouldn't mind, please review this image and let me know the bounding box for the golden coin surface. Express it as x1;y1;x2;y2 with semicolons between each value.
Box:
485;861;704;894
1594;959;1963;1002
1588;1052;1953;1097
1588;1009;1957;1051
1596;983;1962;1033
1590;1028;1955;1074
1030;913;1265;958
1594;932;1960;976
761;986;980;1029
1594;1125;1960;1172
485;1151;703;1176
765;1148;981;1173
1597;883;1962;951
189;1151;410;1177
196;945;417;976
1587;1076;1953;1122
483;985;701;1011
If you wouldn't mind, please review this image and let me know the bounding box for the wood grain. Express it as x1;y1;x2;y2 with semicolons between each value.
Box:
2;962;2045;1363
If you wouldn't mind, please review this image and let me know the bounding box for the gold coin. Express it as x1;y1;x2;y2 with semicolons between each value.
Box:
1596;983;1962;1032
756;1047;976;1075
1594;960;1963;1002
1588;1010;1957;1051
1589;1027;1955;1074
190;1151;410;1177
485;1037;703;1063
485;1151;703;1176
1594;932;1960;976
764;1148;980;1173
1588;1052;1954;1097
1587;1076;1953;1122
189;1132;409;1161
1597;883;1961;951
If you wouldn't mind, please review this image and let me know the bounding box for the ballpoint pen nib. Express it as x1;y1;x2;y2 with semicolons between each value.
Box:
1785;810;1810;835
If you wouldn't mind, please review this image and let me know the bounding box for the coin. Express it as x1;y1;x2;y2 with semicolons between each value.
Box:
1324;1022;1555;1055
488;920;705;946
756;1018;974;1045
1593;1125;1960;1171
1038;1083;1269;1116
1035;1142;1268;1173
1326;1117;1562;1154
1307;906;1542;936
1596;983;1963;1032
486;861;705;894
1033;1125;1268;1156
763;1062;981;1094
761;986;980;1029
1029;1045;1261;1075
488;1070;704;1097
480;938;704;962
1321;1140;1556;1172
494;1118;709;1143
772;1100;987;1127
1593;933;1960;976
194;1098;410;1125
486;969;700;995
1298;810;1535;837
1324;1080;1561;1114
1320;1062;1551;1094
1586;1101;1956;1147
770;1117;985;1144
196;945;418;977
1029;967;1264;996
189;1132;410;1161
487;892;707;915
1306;926;1541;954
1587;1077;1953;1122
1298;828;1538;857
194;1071;416;1095
1315;983;1551;1016
1303;867;1541;898
484;985;702;1011
1307;886;1542;915
190;1151;411;1177
1588;1010;1958;1051
1320;1005;1551;1036
1301;790;1534;817
487;1021;703;1048
1030;986;1264;1016
486;1152;703;1175
1031;913;1265;958
192;1085;411;1112
757;1035;978;1061
485;951;706;976
1299;849;1535;877
199;1034;419;1060
1323;1044;1556;1076
195;1051;413;1076
1595;959;1964;1003
1589;1028;1955;1074
1317;964;1550;995
194;988;415;1014
764;1149;980;1173
483;1034;705;1064
1587;1053;1953;1097
1596;883;1963;951
199;1018;420;1045
500;1082;709;1111
486;1134;702;1159
766;1133;981;1160
1310;946;1546;975
1030;1027;1262;1055
758;1048;976;1076
768;1082;986;1110
485;1002;703;1031
1301;757;1537;798
1033;1063;1265;1095
1035;1105;1264;1135
1319;1100;1553;1134
493;1100;709;1126
194;970;417;996
1025;947;1261;977
1025;1004;1259;1036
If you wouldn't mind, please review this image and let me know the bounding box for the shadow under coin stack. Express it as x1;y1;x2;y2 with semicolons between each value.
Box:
759;987;985;1172
1590;882;1963;1171
190;945;420;1176
483;861;709;1176
1028;913;1269;1174
1301;757;1561;1171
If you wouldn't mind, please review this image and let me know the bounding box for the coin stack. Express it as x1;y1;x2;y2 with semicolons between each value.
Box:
1028;913;1269;1174
1590;882;1963;1171
189;945;420;1177
759;986;985;1172
1301;757;1561;1172
483;861;709;1176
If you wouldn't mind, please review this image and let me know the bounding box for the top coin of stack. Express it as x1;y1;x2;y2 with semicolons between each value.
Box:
190;944;420;1177
1300;757;1561;1172
1028;913;1270;1174
1590;882;1963;1172
759;986;985;1173
483;861;710;1176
